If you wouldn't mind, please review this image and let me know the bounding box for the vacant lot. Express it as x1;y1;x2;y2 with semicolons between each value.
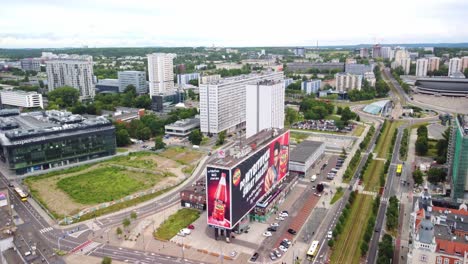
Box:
26;149;202;218
154;208;200;241
159;147;203;165
331;194;373;264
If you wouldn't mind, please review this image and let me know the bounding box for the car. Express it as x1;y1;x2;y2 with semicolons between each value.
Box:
187;224;195;230
273;249;282;258
178;228;191;236
312;185;316;189
24;251;31;257
263;231;272;237
279;245;288;252
250;252;259;262
280;241;290;248
282;210;289;214
327;231;333;239
267;227;277;232
314;193;322;197
8;182;14;187
288;228;297;235
275;216;285;221
271;222;279;227
282;238;292;245
279;212;288;217
269;252;277;260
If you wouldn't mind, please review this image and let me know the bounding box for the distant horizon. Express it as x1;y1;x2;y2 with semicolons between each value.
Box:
2;42;468;50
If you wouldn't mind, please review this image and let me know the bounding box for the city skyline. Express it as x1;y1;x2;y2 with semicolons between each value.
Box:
1;0;468;48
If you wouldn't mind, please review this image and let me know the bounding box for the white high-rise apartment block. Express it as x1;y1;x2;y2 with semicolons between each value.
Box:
245;80;284;139
448;58;462;76
428;57;440;72
400;58;411;75
118;71;148;93
381;47;393;60
199;72;284;135
45;55;95;99
0;90;44;109
147;53;175;95
177;73;200;87
335;73;362;92
415;58;428;77
20;58;41;72
461;56;468;72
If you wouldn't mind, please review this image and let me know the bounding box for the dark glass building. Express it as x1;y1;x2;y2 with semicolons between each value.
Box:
0;110;116;175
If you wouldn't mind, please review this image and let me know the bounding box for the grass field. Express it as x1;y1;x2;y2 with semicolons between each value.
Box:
425;139;438;158
57;166;170;204
352;124;365;137
154;208;200;241
290;131;309;143
374;121;403;159
363;160;385;191
330;187;344;205
331;194;374;264
25;148;202;219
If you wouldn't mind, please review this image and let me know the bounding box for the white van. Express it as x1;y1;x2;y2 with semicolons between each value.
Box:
310;174;317;182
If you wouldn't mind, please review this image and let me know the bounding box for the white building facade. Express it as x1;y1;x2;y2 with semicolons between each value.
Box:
199;72;284;135
245;80;285;139
118;71;147;93
177;73;200;87
335;73;362;92
415;58;429;77
448;58;462;76
301;80;321;94
45;55;95;99
147;53;175;95
0;91;43;109
428;57;440;72
20;58;41;72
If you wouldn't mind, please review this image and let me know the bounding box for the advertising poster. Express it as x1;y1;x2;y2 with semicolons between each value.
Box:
206;166;231;228
230;131;290;227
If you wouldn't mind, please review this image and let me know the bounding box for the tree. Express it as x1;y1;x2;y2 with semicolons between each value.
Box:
335;120;345;130
336;106;343;115
415;137;428;155
48;86;80;107
356;115;360;122
427;168;447;183
116;227;122;237
134;96;151;109
123;218;131;229
188;79;199;87
130;212;137;220
341;107;355;124
116;128;131;147
413;169;424;185
216;131;226;146
38;80;44;88
285;107;299;126
188;129;203;145
101;257;112;264
136;127;152;140
154;136;166;150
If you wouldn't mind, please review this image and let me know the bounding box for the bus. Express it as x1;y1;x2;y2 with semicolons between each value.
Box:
14;187;28;202
396;164;403;176
306;240;320;260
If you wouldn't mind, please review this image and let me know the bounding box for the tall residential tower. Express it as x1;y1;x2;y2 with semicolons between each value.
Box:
147;53;175;95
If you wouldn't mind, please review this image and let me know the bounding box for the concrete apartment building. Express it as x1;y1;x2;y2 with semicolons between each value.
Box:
45;55;95;99
364;72;376;87
416;58;429;77
345;63;374;75
147;53;175;95
360;48;369;58
301;79;322;94
392;49;412;75
177;73;200;87
20;58;41;72
335;73;362;92
461;56;468;72
0;90;43;109
372;44;382;58
428;57;440;72
245;80;285;139
381;46;394;60
199;71;284;135
118;71;147;93
448;58;463;76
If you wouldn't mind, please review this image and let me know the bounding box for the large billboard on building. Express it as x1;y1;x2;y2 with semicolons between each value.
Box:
206;130;290;229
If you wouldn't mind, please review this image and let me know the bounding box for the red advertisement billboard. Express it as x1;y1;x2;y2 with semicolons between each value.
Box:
206;167;231;228
206;131;290;229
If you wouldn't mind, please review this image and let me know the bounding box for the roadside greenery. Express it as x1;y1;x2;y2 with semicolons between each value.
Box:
416;125;429;155
154;208;200;241
328;191;357;248
413;169;424;185
330;187;344;205
343;149;361;181
376;234;394;264
386;196;399;231
360;196;380;256
399;128;409;160
359;125;375;150
390;67;410;93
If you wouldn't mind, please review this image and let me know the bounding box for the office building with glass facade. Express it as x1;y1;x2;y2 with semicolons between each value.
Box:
451;115;468;201
0;110;116;175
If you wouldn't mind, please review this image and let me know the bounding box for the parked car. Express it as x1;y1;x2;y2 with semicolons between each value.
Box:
327;231;333;239
282;238;292;245
269;252;277;260
288;228;297;235
263;231;272;237
187;224;195;230
177;228;191;236
280;241;290;248
267;227;277;232
275;216;285;221
250;253;259;262
271;222;279;227
279;212;288;218
273;249;282;258
279;245;288;252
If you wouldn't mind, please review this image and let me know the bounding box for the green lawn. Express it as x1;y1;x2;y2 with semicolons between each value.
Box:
109;152;157;170
290;131;309;143
331;194;373;264
330;187;344;205
57;166;170;204
325;114;341;122
363;160;385;191
154;208;200;241
374;121;402;159
352;124;365;137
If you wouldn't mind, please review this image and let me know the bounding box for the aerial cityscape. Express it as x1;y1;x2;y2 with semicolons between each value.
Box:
1;1;468;264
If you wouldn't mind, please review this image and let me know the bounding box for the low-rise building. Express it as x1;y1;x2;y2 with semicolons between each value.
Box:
20;58;41;72
289;140;325;177
177;73;200;87
0;90;43;109
179;179;206;210
345;63;374;76
96;79;119;94
118;71;148;94
101;107;145;123
164;116;200;137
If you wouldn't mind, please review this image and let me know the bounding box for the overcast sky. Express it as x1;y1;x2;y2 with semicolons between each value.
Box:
1;0;467;48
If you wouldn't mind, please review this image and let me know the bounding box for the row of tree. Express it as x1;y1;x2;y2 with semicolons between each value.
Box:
399;128;409;160
359;126;375;150
328;191;357;248
415;125;429;155
376;234;394;264
360;196;381;256
299;97;334;120
343;149;361;180
386;196;399;231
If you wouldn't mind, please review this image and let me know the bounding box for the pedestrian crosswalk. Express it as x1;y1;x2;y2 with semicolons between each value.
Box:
39;227;53;234
75;242;101;255
361;191;378;196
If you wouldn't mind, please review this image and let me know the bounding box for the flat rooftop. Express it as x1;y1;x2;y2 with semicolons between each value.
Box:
165;117;200;129
208;129;287;169
202;71;281;85
290;140;324;163
0;110;114;147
